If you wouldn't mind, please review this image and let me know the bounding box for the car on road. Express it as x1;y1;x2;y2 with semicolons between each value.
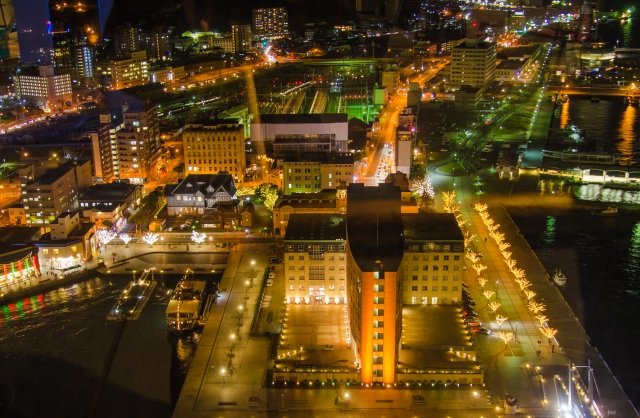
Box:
266;279;273;287
471;327;491;335
268;271;275;279
466;319;481;327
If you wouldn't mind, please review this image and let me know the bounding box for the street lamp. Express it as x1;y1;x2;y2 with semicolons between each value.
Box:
250;259;256;286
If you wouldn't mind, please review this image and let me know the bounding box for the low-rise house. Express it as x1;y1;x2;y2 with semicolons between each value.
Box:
165;174;237;216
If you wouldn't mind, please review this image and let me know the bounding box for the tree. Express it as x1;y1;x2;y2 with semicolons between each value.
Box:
255;183;280;211
131;188;165;227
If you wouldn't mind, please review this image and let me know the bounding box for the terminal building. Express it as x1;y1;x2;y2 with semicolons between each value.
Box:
276;184;474;386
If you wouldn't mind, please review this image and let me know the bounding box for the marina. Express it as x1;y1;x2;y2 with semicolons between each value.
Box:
165;270;211;331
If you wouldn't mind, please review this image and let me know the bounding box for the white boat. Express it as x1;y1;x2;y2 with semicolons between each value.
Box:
165;272;206;331
553;269;566;287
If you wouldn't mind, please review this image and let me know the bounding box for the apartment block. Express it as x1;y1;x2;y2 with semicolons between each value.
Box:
252;7;288;39
115;103;160;183
283;153;354;195
450;39;496;89
182;121;246;182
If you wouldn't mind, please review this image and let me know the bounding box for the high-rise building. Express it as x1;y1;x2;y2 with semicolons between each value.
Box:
113;24;141;58
182;121;246;182
13;0;53;64
74;40;96;83
90;114;116;183
143;29;168;61
577;1;594;43
115;103;160;183
108;50;149;90
52;31;75;75
252;7;289;39
231;23;252;54
450;39;496;89
346;182;404;385
21;160;92;226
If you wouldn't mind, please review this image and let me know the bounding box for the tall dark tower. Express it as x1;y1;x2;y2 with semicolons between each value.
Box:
577;1;594;43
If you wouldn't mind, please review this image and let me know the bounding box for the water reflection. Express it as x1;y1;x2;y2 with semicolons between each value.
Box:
559;100;570;130
617;104;637;166
543;216;556;247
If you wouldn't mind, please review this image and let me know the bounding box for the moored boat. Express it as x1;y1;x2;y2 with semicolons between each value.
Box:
165;272;206;331
553;269;566;287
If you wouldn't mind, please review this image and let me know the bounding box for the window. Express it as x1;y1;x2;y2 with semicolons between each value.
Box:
432;286;438;291
444;255;449;261
433;266;439;271
433;255;439;261
423;265;428;271
411;286;418;291
442;286;448;291
422;286;428;291
454;255;460;261
373;309;384;316
412;275;418;281
443;266;449;271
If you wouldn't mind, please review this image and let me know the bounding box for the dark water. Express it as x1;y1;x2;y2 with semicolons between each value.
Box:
511;210;640;409
0;276;201;418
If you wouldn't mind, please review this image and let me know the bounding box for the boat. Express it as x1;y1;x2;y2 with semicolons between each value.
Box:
553;269;567;287
165;272;206;331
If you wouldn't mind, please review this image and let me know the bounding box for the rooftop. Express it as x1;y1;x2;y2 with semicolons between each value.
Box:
256;114;348;124
167;173;236;197
79;183;140;201
284;214;345;241
402;213;464;242
274;190;337;209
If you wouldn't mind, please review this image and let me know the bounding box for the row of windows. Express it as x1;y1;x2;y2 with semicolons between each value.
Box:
288;276;345;281
186;159;239;165
288;266;345;271
407;265;458;271
408;285;459;292
410;275;460;281
286;244;345;252
288;285;345;291
288;255;345;261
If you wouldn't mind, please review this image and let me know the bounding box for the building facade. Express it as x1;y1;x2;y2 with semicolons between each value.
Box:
182;121;246;182
115;103;160;183
283;153;354;195
252;7;289;39
283;214;347;304
165;174;237;216
13;65;72;110
21;160;92;226
401;213;464;305
109;50;149;90
450;39;496;89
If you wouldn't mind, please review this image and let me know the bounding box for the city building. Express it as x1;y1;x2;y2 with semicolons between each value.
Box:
164;174;237;216
90;114;116;183
115;102;160;183
282;153;354;195
13;65;73;110
149;66;185;84
36;211;97;272
450;39;496;89
13;0;53;64
182;121;246;182
21;160;92;226
78;183;142;228
114;24;141;58
395;107;417;176
231;24;253;54
272;189;346;237
0;243;41;296
74;40;96;84
283;214;347;304
252;114;349;156
401;213;464;305
252;7;289;39
346;182;404;385
52;31;75;75
144;29;169;61
108;50;149;90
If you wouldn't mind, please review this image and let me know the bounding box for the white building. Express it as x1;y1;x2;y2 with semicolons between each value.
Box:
13;65;72;110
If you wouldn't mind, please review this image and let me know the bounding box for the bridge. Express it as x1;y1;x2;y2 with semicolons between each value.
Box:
547;85;639;98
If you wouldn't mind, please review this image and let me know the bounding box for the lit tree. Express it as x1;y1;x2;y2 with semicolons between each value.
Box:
119;233;133;247
491;231;505;242
511;268;525;280
191;230;207;244
539;327;558;341
535;314;548;327
478;277;488;288
441;191;457;213
97;229;117;246
487;223;499;233
464;231;476;248
497;331;514;347
410;175;435;200
505;258;517;271
502;250;513;261
528;301;546;314
495;314;508;329
488;301;501;313
524;289;536;300
472;263;487;275
474;203;487;212
142;232;160;246
483;290;495;300
518;279;532;290
497;242;511;252
485;218;495;228
466;250;480;264
255;183;280;211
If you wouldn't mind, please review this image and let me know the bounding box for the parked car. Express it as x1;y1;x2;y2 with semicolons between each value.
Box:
268;271;275;279
266;279;274;287
466;319;481;327
472;327;491;335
